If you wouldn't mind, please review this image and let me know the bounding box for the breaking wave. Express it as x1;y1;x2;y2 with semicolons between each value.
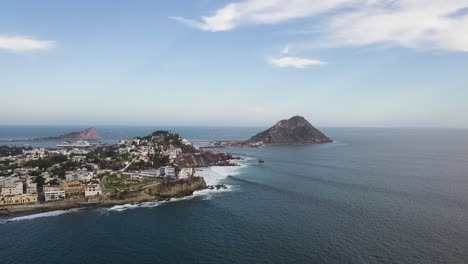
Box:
0;208;83;224
106;158;249;213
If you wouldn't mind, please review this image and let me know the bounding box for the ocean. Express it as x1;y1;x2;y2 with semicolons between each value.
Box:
1;127;468;264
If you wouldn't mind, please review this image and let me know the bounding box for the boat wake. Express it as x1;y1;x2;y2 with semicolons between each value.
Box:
0;208;83;224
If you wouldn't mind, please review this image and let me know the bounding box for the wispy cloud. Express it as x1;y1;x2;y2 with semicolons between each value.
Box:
172;0;468;52
0;36;54;51
269;56;327;68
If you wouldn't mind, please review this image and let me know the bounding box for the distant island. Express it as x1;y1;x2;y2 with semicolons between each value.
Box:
57;127;101;140
0;127;102;143
211;116;332;147
41;127;102;141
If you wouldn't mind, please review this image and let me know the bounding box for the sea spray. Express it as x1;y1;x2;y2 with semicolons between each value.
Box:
106;159;249;213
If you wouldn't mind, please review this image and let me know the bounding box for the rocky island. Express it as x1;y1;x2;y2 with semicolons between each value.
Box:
57;127;101;140
211;116;332;147
0;130;234;216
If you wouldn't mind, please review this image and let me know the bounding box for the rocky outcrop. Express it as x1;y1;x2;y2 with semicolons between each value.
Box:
211;116;332;147
247;116;332;144
146;177;206;198
59;127;101;140
174;152;233;168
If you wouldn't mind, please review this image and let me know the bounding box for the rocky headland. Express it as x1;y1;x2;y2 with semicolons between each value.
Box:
57;127;101;140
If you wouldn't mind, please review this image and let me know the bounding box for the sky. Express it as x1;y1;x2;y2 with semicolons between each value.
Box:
1;0;468;127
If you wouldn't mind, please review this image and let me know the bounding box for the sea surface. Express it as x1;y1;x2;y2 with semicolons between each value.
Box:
1;127;468;264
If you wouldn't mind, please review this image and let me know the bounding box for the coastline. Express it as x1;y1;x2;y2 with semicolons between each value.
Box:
0;177;207;217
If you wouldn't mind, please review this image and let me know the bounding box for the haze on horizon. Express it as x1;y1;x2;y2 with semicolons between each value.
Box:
1;0;468;128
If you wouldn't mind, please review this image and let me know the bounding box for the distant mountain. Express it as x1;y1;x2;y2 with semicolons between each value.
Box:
247;116;332;145
210;116;332;148
58;127;101;140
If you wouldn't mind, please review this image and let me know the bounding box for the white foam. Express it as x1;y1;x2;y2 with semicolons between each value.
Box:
106;185;239;213
1;208;83;224
197;160;248;185
106;160;248;213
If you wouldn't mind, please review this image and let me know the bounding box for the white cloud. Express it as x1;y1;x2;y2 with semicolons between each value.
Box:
172;0;468;52
171;0;353;32
269;56;327;68
0;36;54;51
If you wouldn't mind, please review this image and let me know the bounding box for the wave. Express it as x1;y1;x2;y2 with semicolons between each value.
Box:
106;185;239;213
0;208;83;224
106;161;248;213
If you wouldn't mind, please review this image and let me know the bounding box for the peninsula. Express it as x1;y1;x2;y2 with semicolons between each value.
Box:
0;130;234;216
211;116;332;147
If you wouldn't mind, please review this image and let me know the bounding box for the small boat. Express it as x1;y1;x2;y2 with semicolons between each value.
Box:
258;159;265;164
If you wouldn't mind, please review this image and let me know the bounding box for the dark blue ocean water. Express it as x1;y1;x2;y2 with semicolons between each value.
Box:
1;127;468;264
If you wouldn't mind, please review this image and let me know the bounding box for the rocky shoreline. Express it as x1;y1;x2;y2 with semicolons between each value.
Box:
0;177;207;217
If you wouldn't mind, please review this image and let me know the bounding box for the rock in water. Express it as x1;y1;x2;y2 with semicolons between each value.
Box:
59;127;101;140
247;116;332;145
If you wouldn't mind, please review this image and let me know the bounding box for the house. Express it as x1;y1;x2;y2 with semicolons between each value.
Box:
0;193;37;205
84;184;102;197
126;170;159;179
60;181;85;198
159;166;176;178
65;170;94;182
178;168;194;179
43;185;65;202
26;182;37;194
0;181;23;196
72;155;86;163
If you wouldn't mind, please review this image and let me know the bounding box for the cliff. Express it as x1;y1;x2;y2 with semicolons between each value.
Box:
174;152;233;168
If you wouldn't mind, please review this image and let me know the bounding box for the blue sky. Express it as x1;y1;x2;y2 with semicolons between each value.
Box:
1;0;468;127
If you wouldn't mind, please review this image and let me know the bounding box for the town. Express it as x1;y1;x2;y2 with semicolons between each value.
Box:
0;131;232;210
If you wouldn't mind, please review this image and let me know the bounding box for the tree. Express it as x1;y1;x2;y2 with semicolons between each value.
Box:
33;175;45;187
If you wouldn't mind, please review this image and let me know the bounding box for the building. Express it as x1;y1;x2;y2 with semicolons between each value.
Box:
178;168;194;179
0;194;37;205
127;169;160;179
159;166;176;178
65;170;94;182
60;181;85;198
84;184;102;197
0;181;23;196
43;185;65;202
26;182;37;194
71;155;86;163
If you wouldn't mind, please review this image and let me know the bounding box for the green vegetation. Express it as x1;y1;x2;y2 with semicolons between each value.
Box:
24;154;68;170
33;175;45;187
0;145;31;157
104;173;160;192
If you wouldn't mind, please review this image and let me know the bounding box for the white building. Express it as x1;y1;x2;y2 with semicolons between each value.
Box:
1;181;23;196
72;155;86;163
43;185;65;202
65;170;94;182
178;168;194;179
127;170;160;179
84;184;102;197
26;182;37;194
159;166;176;178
